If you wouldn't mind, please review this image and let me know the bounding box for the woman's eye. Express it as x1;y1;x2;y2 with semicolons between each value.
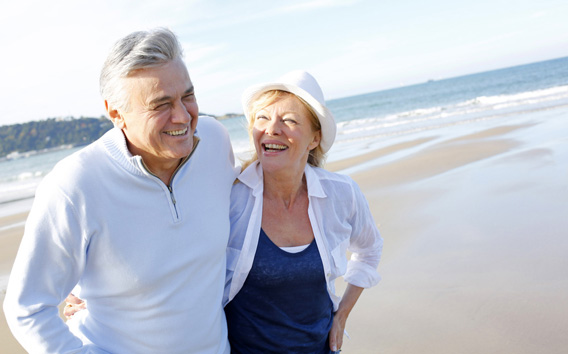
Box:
283;118;297;124
256;115;268;120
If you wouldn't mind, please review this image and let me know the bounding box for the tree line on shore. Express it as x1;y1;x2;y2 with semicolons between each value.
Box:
0;117;113;158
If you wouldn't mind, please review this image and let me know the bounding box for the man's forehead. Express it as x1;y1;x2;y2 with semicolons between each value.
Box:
128;59;190;84
125;67;193;102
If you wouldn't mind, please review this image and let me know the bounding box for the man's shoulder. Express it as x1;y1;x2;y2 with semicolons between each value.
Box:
43;136;110;187
196;116;228;136
195;115;235;157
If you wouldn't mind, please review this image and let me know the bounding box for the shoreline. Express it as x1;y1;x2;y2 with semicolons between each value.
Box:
2;104;568;353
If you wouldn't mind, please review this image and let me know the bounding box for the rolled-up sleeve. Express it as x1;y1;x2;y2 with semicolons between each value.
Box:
344;181;383;288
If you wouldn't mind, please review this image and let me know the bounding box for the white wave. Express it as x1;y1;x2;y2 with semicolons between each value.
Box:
336;98;567;148
11;171;45;184
17;172;34;181
459;85;568;108
336;84;568;140
0;220;26;232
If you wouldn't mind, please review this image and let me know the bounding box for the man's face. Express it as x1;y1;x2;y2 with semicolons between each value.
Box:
110;58;199;174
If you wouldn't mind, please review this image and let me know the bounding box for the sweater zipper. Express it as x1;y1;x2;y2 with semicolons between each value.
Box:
168;185;177;206
140;138;200;219
168;137;199;205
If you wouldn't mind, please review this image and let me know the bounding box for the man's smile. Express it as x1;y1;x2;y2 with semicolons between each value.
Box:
164;128;188;136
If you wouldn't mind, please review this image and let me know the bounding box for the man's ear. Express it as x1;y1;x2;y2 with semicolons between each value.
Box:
106;100;125;129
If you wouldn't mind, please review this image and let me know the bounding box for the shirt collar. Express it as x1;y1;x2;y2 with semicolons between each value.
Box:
304;163;326;198
238;160;327;199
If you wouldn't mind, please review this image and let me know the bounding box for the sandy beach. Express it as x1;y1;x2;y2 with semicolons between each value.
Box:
2;105;567;353
0;213;28;353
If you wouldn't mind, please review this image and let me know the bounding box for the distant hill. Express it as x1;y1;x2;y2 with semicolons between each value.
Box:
0;117;113;158
0;113;244;158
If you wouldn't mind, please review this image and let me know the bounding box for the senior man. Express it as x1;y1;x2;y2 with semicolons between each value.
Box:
4;28;238;353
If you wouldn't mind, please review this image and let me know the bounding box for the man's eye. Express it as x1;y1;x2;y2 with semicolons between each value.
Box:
182;94;195;102
155;103;170;110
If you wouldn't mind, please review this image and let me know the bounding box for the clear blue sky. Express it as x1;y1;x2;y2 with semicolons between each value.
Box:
1;0;567;126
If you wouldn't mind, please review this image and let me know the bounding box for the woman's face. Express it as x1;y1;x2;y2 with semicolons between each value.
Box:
252;94;321;175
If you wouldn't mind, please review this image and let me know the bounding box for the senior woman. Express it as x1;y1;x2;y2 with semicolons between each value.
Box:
65;71;382;353
224;70;382;353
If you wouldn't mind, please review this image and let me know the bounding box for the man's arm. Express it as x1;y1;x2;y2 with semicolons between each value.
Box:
3;180;89;353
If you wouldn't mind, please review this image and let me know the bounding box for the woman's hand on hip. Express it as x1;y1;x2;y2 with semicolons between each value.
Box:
329;313;347;352
329;284;365;352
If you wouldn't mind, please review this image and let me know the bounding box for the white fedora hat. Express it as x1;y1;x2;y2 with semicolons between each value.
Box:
241;70;337;153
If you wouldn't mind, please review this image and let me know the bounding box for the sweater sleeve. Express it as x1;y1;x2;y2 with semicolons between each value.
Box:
344;179;383;288
3;176;91;353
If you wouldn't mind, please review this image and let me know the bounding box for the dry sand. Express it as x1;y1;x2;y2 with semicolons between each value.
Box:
1;213;27;353
1;105;567;353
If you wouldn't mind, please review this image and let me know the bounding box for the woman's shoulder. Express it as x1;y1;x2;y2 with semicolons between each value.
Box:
308;166;365;206
230;179;254;205
231;179;251;192
310;165;357;187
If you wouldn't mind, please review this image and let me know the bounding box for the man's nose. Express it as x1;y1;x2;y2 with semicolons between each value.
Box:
171;101;191;123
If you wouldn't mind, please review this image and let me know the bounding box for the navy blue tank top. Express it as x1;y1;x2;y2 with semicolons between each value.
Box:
225;228;334;354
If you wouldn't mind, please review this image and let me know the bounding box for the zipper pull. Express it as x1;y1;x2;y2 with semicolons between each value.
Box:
168;186;176;205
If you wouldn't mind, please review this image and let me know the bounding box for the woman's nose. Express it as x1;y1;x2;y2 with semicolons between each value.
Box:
265;118;281;135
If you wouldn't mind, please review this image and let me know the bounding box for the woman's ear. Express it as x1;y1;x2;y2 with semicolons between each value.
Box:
309;130;322;150
106;100;125;129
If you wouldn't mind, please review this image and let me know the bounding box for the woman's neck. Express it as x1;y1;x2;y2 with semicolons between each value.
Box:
262;166;307;209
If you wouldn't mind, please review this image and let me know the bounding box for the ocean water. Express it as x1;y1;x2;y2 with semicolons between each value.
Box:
1;56;568;216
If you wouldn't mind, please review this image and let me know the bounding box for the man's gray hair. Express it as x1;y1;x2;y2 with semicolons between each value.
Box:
100;27;184;112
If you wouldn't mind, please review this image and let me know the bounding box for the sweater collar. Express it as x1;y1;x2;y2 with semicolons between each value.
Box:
237;160;326;198
102;126;200;178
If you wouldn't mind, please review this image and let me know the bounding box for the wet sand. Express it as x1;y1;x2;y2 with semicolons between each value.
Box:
330;105;568;353
2;105;568;353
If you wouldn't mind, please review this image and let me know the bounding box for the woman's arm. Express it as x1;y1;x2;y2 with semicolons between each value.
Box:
329;284;364;352
63;293;86;319
344;179;383;288
327;178;382;351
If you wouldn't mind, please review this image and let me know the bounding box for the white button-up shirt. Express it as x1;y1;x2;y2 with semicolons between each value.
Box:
224;161;383;310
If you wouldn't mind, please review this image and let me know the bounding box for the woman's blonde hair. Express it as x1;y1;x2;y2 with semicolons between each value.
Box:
240;90;325;171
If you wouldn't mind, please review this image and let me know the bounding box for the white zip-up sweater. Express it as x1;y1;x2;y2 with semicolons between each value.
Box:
4;117;239;354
